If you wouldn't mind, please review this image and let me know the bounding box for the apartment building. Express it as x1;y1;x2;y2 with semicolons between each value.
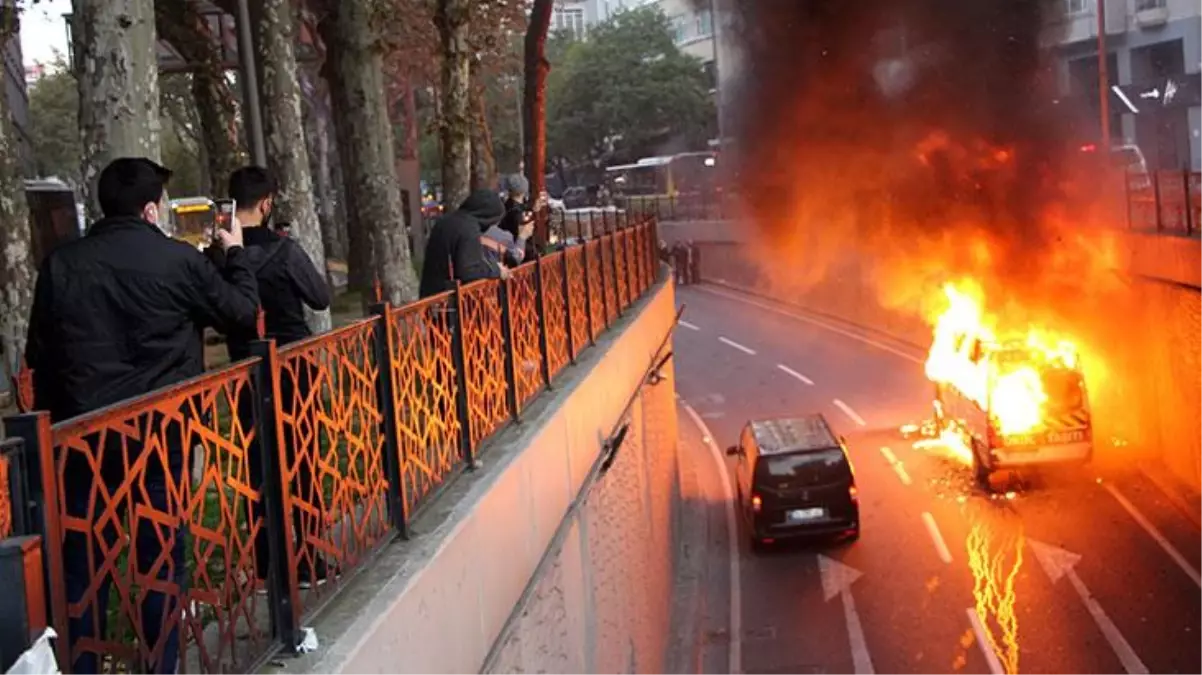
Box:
2;0;32;174
1048;0;1201;170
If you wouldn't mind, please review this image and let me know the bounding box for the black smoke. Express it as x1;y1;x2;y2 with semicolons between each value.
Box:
723;0;1090;292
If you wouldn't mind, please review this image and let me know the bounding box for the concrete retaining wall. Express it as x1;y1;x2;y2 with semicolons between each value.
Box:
273;272;679;674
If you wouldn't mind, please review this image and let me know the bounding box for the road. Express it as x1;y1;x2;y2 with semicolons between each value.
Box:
672;284;1202;675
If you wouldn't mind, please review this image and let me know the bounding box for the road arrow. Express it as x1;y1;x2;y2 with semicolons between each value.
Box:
818;555;875;674
1029;540;1149;674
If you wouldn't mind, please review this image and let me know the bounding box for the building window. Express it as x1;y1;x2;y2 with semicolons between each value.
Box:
1134;0;1165;10
553;7;586;39
1065;0;1089;14
697;10;713;38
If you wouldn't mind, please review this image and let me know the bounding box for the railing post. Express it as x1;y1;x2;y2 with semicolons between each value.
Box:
610;232;623;315
1183;169;1194;236
246;339;301;652
449;283;477;461
582;242;596;346
1124;172;1133;230
368;304;409;536
1153;171;1163;232
598;234;611;327
651;217;661;282
0;535;47;674
561;251;575;364
3;412;67;671
498;282;521;418
533;257;553;388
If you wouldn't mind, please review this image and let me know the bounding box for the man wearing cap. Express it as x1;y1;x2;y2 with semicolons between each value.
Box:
25;157;259;673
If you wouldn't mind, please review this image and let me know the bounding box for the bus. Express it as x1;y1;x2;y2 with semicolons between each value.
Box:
169;197;216;249
604;152;720;219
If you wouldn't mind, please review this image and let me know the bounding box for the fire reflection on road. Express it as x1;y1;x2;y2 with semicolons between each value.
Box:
965;508;1025;674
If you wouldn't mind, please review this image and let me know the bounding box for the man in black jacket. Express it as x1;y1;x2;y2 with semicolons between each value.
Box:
224;166;337;588
419;189;506;297
25;157;259;673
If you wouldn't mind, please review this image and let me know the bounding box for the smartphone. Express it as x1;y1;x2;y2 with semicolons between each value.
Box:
213;198;236;237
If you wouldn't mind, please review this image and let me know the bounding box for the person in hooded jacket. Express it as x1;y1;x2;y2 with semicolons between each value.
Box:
25;157;259;674
221;166;338;589
419;189;506;297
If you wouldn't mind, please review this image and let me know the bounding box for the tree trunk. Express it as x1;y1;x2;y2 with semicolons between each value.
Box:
524;0;554;245
319;1;418;306
156;0;241;197
73;0;162;221
250;0;331;332
0;40;36;384
435;0;472;209
469;64;496;193
301;73;346;262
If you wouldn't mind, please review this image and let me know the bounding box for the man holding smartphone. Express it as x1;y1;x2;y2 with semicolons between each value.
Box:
25;157;259;673
222;166;335;589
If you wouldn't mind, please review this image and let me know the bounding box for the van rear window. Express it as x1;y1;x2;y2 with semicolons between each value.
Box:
757;450;850;487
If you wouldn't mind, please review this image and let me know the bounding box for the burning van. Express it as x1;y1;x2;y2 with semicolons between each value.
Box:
926;283;1093;487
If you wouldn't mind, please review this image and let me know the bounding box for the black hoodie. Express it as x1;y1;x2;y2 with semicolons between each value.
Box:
420;189;505;297
223;225;331;361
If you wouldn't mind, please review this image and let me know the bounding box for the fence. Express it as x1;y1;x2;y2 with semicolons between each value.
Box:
0;215;661;674
1124;170;1201;237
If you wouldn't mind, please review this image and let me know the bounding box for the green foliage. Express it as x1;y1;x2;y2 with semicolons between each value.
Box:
27;59;80;184
546;7;715;165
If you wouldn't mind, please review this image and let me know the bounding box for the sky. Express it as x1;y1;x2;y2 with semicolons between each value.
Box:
19;0;71;69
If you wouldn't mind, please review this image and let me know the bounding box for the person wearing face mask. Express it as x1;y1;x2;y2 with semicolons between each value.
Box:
221;166;330;362
24;157;259;674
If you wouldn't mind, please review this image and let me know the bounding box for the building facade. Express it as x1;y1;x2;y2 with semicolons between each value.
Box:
1047;0;1201;170
2;0;33;175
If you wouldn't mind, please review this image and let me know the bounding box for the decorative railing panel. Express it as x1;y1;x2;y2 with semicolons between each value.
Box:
274;320;390;621
45;362;270;674
507;265;546;410
386;293;463;519
459;281;511;448
540;253;571;377
565;246;591;357
585;239;606;337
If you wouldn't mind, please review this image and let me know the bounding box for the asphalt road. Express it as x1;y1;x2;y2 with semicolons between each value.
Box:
672;284;1202;675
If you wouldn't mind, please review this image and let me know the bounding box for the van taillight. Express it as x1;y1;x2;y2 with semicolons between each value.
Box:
848;485;859;503
751;494;763;513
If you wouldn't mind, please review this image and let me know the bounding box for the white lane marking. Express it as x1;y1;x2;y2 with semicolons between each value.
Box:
966;608;1006;675
1103;483;1202;588
718;336;757;355
921;512;953;564
776;363;815;385
681;401;742;674
833;399;867;427
695;285;924;363
1029;539;1149;674
678;319;701;331
818;555;875;674
878;446;912;486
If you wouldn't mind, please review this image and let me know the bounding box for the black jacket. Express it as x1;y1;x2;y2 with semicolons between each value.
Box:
222;226;331;361
419;190;505;297
25;217;260;422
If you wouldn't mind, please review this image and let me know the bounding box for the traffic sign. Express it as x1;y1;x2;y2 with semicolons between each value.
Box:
1111;73;1201;113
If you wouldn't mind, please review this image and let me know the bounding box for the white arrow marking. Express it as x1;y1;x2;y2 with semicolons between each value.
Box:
1029;539;1149;674
1139;87;1161;100
819;555;875;674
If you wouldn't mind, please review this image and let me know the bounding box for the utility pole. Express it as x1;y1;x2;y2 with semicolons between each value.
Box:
1096;0;1110;148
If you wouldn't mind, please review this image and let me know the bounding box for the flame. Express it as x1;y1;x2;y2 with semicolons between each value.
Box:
967;519;1024;675
924;281;1082;439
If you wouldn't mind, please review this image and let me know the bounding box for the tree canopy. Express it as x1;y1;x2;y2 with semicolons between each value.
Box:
546;7;715;166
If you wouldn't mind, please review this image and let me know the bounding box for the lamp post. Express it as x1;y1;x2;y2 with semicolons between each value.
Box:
1096;0;1110;147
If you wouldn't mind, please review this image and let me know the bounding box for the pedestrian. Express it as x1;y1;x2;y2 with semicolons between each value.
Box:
671;241;688;285
24;157;259;674
500;174;541;261
484;174;535;268
419;189;507;297
687;239;701;284
218;167;338;591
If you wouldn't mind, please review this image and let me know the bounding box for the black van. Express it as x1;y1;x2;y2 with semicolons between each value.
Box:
726;414;860;547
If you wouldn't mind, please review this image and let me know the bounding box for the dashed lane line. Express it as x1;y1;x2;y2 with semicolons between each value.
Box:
718;336;757;356
833;399;867;427
776;363;815;385
678;319;701;331
921;512;953;564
